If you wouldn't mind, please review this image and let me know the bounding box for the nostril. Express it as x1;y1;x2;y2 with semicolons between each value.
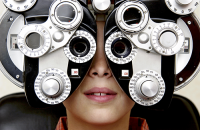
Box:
93;72;98;75
104;73;108;76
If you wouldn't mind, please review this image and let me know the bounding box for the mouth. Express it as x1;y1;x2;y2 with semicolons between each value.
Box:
84;87;117;103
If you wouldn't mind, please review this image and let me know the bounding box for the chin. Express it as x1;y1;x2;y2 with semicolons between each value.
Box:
85;110;122;125
81;108;123;125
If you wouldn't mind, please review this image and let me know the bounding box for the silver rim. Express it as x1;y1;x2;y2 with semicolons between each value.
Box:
115;1;149;34
50;0;83;31
17;24;51;58
105;32;137;64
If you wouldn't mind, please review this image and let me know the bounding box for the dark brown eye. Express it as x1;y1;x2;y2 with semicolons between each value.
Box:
69;37;90;57
111;38;132;58
73;42;87;54
113;41;126;54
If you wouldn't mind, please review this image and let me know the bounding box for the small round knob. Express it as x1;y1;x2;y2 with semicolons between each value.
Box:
159;31;177;48
92;0;111;13
138;32;149;44
141;80;159;97
53;31;64;42
176;0;193;5
42;79;60;96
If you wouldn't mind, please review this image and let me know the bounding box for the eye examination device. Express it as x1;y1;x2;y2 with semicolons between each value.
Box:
0;0;200;110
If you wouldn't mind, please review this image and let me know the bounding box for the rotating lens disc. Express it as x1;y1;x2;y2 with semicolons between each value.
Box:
17;24;51;58
105;32;137;64
151;22;185;56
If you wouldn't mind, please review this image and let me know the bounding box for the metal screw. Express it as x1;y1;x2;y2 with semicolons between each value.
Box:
148;26;151;29
49;26;52;29
179;77;183;81
9;17;13;21
187;21;191;25
52;46;55;49
16;75;20;79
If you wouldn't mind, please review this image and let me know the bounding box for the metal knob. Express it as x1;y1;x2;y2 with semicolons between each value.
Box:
42;78;60;96
159;31;177;48
141;80;159;97
176;0;193;5
92;0;111;13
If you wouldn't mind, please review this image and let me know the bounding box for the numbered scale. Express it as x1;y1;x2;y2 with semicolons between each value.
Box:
34;68;71;105
2;0;37;12
165;0;199;15
129;70;165;106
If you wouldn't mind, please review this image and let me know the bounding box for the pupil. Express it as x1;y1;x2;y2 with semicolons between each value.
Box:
57;4;75;23
26;32;42;49
73;42;86;53
123;8;141;25
114;41;126;54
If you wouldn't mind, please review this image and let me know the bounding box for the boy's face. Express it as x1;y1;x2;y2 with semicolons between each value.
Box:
63;22;135;124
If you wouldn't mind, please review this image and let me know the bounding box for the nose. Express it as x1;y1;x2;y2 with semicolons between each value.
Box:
88;52;112;78
88;21;112;78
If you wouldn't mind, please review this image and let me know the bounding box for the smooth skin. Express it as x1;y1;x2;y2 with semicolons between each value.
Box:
63;21;135;130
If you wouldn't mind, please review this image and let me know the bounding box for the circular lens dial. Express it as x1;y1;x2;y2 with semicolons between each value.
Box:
34;68;71;105
151;22;185;56
115;1;149;34
2;0;37;12
129;70;165;106
64;30;96;63
165;0;199;15
50;0;83;30
17;24;51;58
105;32;137;64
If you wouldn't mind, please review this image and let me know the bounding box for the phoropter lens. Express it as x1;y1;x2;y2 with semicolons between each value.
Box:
123;8;141;25
114;41;126;54
70;37;90;57
56;4;75;23
73;42;87;54
111;38;132;58
26;32;43;49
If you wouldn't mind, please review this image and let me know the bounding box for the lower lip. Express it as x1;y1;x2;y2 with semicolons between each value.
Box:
85;95;117;103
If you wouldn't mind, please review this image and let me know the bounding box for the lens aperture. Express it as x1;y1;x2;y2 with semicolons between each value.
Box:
56;4;76;24
111;38;132;58
26;32;43;50
123;8;141;25
70;37;90;57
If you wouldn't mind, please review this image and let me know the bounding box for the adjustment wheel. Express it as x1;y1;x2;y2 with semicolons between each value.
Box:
165;0;199;15
129;70;165;106
151;22;185;56
34;68;71;105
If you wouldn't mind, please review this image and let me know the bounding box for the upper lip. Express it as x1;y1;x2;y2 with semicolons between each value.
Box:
84;87;117;95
